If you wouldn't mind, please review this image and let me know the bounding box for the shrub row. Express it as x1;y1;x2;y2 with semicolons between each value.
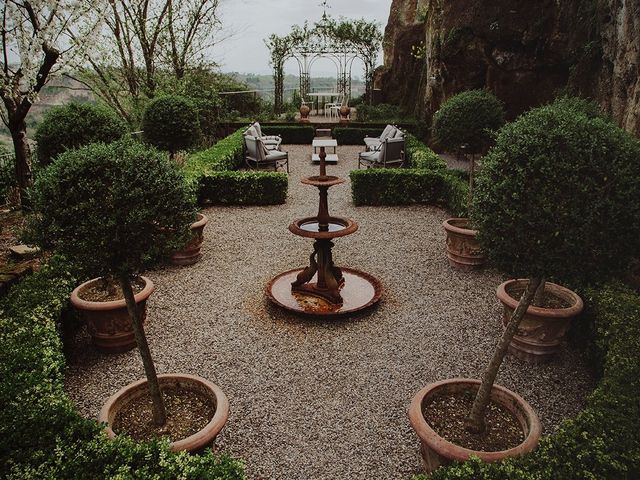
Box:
0;255;245;479
415;283;640;480
260;125;315;144
349;133;468;215
183;128;288;205
333;127;384;145
350;168;467;216
198;171;288;205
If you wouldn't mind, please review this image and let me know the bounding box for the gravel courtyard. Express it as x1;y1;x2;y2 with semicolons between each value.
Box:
65;144;595;480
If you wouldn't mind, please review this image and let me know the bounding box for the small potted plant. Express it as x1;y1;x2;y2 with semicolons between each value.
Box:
27;140;229;450
170;212;209;266
432;89;505;269
409;100;640;472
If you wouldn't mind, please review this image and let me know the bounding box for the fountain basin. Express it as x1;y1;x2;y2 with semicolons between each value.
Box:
266;268;383;316
301;176;345;187
289;216;358;239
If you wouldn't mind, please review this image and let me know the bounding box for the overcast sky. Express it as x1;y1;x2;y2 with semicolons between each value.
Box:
215;0;393;77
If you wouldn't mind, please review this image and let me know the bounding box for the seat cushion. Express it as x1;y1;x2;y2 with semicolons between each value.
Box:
266;151;288;161
393;129;405;138
245;125;259;137
380;124;394;140
364;138;381;148
359;150;381;162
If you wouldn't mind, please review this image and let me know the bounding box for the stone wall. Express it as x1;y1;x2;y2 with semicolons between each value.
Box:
376;0;639;136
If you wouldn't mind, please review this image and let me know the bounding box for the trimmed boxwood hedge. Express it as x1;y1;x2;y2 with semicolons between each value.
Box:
333;127;385;145
184;128;288;205
260;125;315;144
0;255;245;479
414;283;640;480
349;133;467;215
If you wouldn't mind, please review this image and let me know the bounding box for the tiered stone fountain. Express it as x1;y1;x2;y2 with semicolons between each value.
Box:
267;148;382;315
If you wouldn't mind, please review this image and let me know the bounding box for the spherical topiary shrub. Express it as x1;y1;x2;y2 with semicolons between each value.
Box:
432;89;505;153
142;95;200;155
34;103;127;167
28;140;196;277
472;103;640;284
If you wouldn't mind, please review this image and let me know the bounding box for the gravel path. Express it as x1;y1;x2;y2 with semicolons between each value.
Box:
65;144;594;480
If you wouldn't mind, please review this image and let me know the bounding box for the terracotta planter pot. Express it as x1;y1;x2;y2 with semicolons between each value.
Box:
299;104;310;122
99;373;229;452
408;378;541;473
497;279;584;363
71;276;153;354
442;218;485;269
339;105;350;123
170;213;208;266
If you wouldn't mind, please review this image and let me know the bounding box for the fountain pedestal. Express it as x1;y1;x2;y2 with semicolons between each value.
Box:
266;148;382;316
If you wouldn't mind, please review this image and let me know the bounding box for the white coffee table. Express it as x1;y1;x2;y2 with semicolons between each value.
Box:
312;139;338;163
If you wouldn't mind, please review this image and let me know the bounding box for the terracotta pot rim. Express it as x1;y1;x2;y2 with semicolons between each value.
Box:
191;213;208;230
71;276;154;311
443;218;478;236
408;378;541;463
496;279;584;318
99;373;230;451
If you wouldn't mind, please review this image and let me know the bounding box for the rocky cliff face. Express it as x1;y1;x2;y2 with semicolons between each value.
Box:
377;0;639;136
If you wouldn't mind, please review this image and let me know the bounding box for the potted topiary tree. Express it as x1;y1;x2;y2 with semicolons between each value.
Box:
142;95;200;160
432;89;505;269
34;102;127;168
409;99;640;472
27;140;229;450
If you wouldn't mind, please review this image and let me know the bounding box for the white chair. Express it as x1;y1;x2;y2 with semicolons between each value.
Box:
330;96;349;120
358;137;405;169
244;122;281;151
244;135;289;172
364;124;396;151
325;95;342;118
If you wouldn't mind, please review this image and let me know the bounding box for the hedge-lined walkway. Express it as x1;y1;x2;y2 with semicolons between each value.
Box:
65;144;594;480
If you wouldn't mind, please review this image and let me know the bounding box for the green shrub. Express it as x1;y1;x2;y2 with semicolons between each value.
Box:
198;171;288;205
27;140;196;278
333;127;385;145
184;128;245;183
356;103;410;122
260;125;315;144
416;283;640;480
184;128;288;206
0;149;16;203
472;103;640;284
351;169;444;206
0;256;245;479
551;95;609;121
405;134;447;170
34;103;126;167
143;95;200;154
432;89;505;153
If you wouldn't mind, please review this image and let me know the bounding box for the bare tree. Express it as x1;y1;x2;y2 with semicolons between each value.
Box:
77;0;223;126
0;0;106;205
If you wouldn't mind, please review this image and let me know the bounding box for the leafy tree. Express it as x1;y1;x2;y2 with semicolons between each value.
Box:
466;101;640;432
27;140;196;425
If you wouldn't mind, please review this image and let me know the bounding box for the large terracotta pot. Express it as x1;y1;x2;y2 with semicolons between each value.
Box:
299;104;310;122
442;218;485;269
99;373;229;452
71;276;153;354
497;279;584;363
408;378;541;473
170;213;208;266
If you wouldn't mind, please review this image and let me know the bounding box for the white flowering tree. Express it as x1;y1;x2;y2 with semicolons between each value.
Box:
0;0;105;205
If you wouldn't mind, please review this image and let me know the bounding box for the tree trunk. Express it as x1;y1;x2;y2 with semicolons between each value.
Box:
533;278;547;307
9;121;32;207
119;274;167;426
465;276;541;433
